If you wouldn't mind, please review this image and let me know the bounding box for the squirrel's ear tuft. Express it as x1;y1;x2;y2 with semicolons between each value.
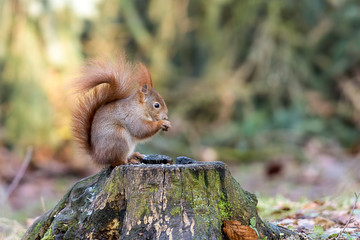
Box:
138;63;153;88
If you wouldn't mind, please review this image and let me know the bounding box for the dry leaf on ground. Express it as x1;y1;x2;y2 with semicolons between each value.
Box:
222;220;258;240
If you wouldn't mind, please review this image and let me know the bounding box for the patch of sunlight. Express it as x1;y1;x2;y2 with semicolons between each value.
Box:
48;0;102;18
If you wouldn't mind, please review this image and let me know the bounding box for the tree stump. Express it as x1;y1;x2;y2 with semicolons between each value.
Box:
23;159;302;240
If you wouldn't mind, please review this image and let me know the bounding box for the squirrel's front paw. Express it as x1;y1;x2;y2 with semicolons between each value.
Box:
127;152;144;164
161;120;171;131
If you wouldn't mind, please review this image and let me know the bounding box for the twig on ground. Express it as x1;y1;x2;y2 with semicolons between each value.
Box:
336;192;359;239
1;146;33;204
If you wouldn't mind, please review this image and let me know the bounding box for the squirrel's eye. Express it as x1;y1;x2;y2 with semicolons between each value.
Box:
154;102;160;108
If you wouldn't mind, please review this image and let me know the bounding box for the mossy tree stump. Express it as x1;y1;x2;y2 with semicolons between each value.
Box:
23;161;301;240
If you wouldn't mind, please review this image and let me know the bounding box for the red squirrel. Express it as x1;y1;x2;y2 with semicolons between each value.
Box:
71;55;171;166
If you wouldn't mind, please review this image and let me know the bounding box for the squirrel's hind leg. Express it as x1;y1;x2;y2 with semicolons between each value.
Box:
94;134;131;166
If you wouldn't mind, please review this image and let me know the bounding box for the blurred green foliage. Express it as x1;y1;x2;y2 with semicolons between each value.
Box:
1;0;360;160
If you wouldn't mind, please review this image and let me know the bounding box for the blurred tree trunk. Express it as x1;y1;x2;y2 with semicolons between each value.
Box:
23;161;301;240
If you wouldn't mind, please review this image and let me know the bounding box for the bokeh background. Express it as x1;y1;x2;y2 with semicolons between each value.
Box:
1;0;360;231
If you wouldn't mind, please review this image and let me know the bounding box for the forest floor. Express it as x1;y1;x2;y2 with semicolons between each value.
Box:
230;138;360;239
0;138;359;239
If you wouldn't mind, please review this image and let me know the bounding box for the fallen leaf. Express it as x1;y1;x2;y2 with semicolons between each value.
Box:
324;227;359;235
222;220;258;240
314;217;335;229
297;219;315;230
303;201;322;210
333;212;353;225
276;218;296;226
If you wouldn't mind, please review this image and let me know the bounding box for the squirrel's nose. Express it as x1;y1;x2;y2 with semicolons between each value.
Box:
163;115;168;121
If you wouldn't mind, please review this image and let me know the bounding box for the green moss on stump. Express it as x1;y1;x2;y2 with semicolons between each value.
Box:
23;162;301;240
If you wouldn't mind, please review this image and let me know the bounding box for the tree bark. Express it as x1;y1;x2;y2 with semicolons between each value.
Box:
23;161;302;240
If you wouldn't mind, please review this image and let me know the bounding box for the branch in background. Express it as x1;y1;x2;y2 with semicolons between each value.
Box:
1;146;33;205
120;0;153;50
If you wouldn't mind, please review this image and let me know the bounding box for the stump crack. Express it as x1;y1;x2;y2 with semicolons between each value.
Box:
179;167;184;225
161;166;166;211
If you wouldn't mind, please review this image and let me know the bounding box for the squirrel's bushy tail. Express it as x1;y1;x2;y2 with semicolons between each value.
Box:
71;55;137;156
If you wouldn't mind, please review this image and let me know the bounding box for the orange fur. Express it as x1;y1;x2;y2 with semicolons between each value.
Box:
138;63;153;88
71;56;136;157
71;55;170;166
